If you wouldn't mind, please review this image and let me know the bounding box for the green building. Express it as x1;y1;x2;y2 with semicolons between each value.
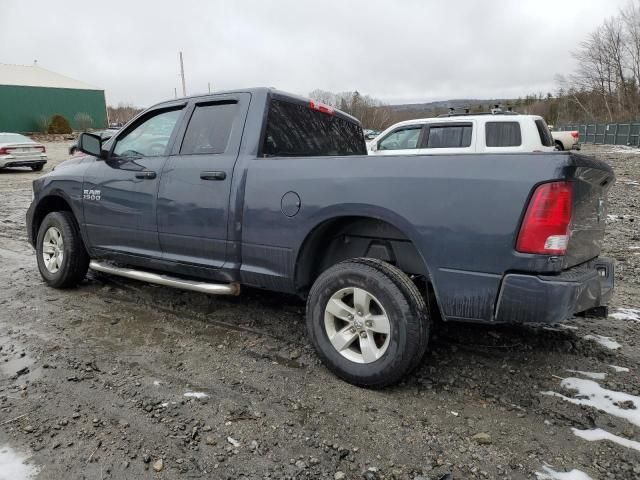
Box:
0;63;107;132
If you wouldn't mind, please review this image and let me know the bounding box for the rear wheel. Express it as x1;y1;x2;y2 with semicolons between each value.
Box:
555;140;564;151
36;211;89;288
31;164;44;171
306;258;430;388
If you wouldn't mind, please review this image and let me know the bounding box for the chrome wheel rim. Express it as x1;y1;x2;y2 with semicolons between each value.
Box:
324;287;391;364
42;226;64;273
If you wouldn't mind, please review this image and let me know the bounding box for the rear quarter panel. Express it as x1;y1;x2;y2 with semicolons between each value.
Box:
240;152;579;322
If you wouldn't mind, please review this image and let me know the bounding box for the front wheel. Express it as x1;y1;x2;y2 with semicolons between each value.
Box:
306;258;430;388
36;211;89;288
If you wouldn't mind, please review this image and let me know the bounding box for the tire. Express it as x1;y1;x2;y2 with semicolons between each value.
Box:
306;258;430;388
36;211;89;288
555;141;564;151
31;164;44;171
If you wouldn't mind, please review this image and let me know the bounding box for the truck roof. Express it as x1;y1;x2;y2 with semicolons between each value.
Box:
149;87;361;125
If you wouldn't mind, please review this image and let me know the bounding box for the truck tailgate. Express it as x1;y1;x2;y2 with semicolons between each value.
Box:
565;153;615;268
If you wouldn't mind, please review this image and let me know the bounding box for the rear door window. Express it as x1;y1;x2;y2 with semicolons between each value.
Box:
423;123;472;148
262;99;365;157
378;126;422;151
485;121;522;147
534;119;554;147
180;101;237;155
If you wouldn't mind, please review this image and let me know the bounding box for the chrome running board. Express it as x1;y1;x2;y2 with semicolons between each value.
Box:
89;260;240;296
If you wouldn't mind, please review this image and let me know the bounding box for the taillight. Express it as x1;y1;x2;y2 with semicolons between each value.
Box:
309;100;334;115
516;181;573;255
571;131;579;140
0;147;12;155
36;145;46;153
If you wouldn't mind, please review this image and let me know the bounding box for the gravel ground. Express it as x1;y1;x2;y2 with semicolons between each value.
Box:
0;143;639;480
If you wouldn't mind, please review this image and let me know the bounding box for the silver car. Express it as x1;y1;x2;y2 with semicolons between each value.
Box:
0;133;48;171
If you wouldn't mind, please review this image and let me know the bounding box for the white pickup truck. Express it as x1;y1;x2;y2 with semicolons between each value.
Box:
549;126;581;151
368;110;555;155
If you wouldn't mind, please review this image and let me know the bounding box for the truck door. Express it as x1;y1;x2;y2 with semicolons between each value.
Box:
157;93;250;268
83;106;185;258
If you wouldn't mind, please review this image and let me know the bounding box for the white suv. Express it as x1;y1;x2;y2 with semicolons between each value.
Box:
368;111;556;155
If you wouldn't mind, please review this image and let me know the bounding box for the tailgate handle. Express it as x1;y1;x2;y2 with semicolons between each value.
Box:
135;171;156;179
200;171;226;181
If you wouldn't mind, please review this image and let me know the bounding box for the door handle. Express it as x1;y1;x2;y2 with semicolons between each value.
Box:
135;171;156;179
200;171;226;181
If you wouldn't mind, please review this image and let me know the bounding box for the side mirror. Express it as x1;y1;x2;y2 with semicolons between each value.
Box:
78;133;106;159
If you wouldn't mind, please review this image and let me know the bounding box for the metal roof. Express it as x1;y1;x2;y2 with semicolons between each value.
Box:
0;63;102;90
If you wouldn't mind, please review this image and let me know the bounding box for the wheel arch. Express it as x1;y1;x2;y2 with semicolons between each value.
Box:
31;193;83;247
293;208;434;294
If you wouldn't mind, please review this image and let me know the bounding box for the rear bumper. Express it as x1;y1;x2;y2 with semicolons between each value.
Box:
494;257;614;324
0;154;47;168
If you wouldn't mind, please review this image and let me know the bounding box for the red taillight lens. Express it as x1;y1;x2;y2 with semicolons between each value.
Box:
36;145;46;153
516;181;573;255
571;131;579;140
0;147;9;155
309;100;334;115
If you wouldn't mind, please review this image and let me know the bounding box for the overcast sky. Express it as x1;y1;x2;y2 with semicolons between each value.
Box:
1;0;630;107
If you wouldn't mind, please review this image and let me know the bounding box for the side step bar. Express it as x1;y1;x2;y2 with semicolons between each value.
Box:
89;260;240;296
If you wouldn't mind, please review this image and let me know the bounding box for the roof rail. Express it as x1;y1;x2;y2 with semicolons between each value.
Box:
437;105;519;118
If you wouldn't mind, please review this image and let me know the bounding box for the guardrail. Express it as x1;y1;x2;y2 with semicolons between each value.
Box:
557;123;640;146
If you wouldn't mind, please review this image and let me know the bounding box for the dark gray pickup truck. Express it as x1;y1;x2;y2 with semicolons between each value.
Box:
26;88;614;387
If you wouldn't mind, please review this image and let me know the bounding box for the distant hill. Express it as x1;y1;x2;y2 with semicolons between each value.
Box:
388;98;512;112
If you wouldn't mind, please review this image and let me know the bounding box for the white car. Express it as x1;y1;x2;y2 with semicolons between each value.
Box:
0;133;47;171
368;110;556;155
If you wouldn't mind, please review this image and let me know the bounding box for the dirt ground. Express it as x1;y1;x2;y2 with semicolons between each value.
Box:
0;143;639;480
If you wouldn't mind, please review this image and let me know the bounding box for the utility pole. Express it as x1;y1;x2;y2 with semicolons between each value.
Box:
179;51;186;97
208;82;211;94
174;87;177;99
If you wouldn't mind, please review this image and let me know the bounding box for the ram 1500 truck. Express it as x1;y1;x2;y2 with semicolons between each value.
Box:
26;88;614;387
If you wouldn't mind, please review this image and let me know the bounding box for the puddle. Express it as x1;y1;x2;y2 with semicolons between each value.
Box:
0;338;40;382
535;465;593;480
572;428;640;453
0;445;39;480
542;377;640;427
582;334;621;350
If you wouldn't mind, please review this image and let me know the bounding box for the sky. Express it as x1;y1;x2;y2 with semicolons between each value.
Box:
0;0;631;107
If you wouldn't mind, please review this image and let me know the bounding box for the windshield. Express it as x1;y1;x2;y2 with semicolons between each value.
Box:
0;133;34;144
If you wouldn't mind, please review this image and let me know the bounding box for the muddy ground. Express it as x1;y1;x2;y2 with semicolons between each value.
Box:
0;144;639;480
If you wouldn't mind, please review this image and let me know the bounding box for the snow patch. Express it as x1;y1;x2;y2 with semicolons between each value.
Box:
609;365;630;373
558;324;579;331
572;428;640;453
583;334;621;350
534;464;594;480
542;377;640;427
610;308;640;322
565;369;606;380
0;445;39;480
153;380;162;386
184;392;209;399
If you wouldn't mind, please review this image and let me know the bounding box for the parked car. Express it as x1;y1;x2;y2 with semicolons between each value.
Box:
26;88;614;388
0;133;47;171
548;125;581;151
363;129;380;140
368;110;555;155
69;128;119;155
